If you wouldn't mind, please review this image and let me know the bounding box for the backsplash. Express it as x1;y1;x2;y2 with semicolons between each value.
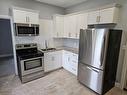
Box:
15;36;55;49
53;38;79;49
62;38;79;48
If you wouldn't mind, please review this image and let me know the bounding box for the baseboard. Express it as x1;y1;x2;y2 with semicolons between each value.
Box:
115;82;121;88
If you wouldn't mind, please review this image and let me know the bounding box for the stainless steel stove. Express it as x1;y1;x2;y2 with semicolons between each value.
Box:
16;43;44;83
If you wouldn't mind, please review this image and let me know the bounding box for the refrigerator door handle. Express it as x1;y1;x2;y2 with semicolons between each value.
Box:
86;66;99;73
100;35;106;66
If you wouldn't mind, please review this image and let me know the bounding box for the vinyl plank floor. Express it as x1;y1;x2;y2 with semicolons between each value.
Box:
0;69;126;95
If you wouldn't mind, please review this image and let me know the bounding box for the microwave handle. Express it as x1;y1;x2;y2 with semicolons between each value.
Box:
15;24;19;36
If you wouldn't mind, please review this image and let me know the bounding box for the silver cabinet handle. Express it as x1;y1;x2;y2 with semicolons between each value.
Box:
26;17;27;22
76;33;77;37
96;16;100;23
69;33;71;37
28;17;30;22
57;32;59;37
98;16;101;22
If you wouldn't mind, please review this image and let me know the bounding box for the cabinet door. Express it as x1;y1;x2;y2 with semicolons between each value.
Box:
62;51;71;70
64;16;70;38
28;12;39;24
53;51;62;69
13;9;27;23
44;51;62;72
87;10;100;25
70;53;78;76
76;13;88;39
44;53;53;72
54;15;64;38
99;7;118;24
69;15;77;38
63;51;78;76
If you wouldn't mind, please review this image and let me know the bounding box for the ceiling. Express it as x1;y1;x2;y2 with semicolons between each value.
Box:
35;0;88;8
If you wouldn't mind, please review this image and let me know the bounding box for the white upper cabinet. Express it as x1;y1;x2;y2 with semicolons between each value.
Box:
88;7;119;25
68;15;77;38
76;13;88;39
99;7;119;24
13;8;39;24
28;11;39;24
63;13;88;39
54;13;88;39
13;9;27;24
88;10;100;25
54;15;64;38
63;16;70;38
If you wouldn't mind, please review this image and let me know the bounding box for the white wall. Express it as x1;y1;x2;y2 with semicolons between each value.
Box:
65;0;127;83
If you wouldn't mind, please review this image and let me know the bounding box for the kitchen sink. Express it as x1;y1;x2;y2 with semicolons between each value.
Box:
41;48;56;51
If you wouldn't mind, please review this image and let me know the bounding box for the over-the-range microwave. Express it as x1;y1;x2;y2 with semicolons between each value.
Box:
15;23;39;36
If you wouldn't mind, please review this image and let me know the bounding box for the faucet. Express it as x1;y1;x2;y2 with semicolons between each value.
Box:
45;40;48;49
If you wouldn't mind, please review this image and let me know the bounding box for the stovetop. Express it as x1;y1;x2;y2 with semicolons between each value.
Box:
16;48;44;60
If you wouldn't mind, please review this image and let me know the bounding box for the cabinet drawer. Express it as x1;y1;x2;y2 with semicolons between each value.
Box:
70;66;78;76
72;53;78;60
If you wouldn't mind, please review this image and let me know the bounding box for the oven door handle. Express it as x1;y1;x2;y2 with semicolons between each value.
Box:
21;57;43;61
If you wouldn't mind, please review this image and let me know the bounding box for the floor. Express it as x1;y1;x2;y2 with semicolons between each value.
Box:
0;69;127;95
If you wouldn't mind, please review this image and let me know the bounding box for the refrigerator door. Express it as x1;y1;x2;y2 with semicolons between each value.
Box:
79;29;109;70
78;63;104;94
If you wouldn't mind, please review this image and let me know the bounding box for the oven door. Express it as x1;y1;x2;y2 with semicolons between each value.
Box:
20;57;44;76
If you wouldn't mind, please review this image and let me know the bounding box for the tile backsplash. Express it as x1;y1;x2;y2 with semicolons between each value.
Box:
62;38;79;48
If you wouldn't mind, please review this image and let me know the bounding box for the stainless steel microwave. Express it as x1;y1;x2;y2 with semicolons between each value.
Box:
15;23;39;36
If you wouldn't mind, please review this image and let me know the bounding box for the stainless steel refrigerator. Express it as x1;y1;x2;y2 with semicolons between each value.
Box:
78;28;122;95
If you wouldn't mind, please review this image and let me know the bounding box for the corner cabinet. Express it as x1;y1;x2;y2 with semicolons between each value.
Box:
12;8;39;24
44;50;63;72
88;7;119;25
44;50;78;76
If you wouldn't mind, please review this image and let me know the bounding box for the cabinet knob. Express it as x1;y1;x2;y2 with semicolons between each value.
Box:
57;32;59;37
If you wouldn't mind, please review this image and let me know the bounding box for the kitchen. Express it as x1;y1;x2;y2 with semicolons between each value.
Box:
0;0;127;95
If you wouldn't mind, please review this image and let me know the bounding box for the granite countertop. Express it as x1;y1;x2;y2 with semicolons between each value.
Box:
40;46;79;54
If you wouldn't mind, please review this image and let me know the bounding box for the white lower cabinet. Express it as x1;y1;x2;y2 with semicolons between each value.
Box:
44;50;63;72
62;50;78;76
44;50;78;76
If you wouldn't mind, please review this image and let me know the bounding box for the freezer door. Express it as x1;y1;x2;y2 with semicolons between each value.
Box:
79;29;109;70
78;63;104;94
